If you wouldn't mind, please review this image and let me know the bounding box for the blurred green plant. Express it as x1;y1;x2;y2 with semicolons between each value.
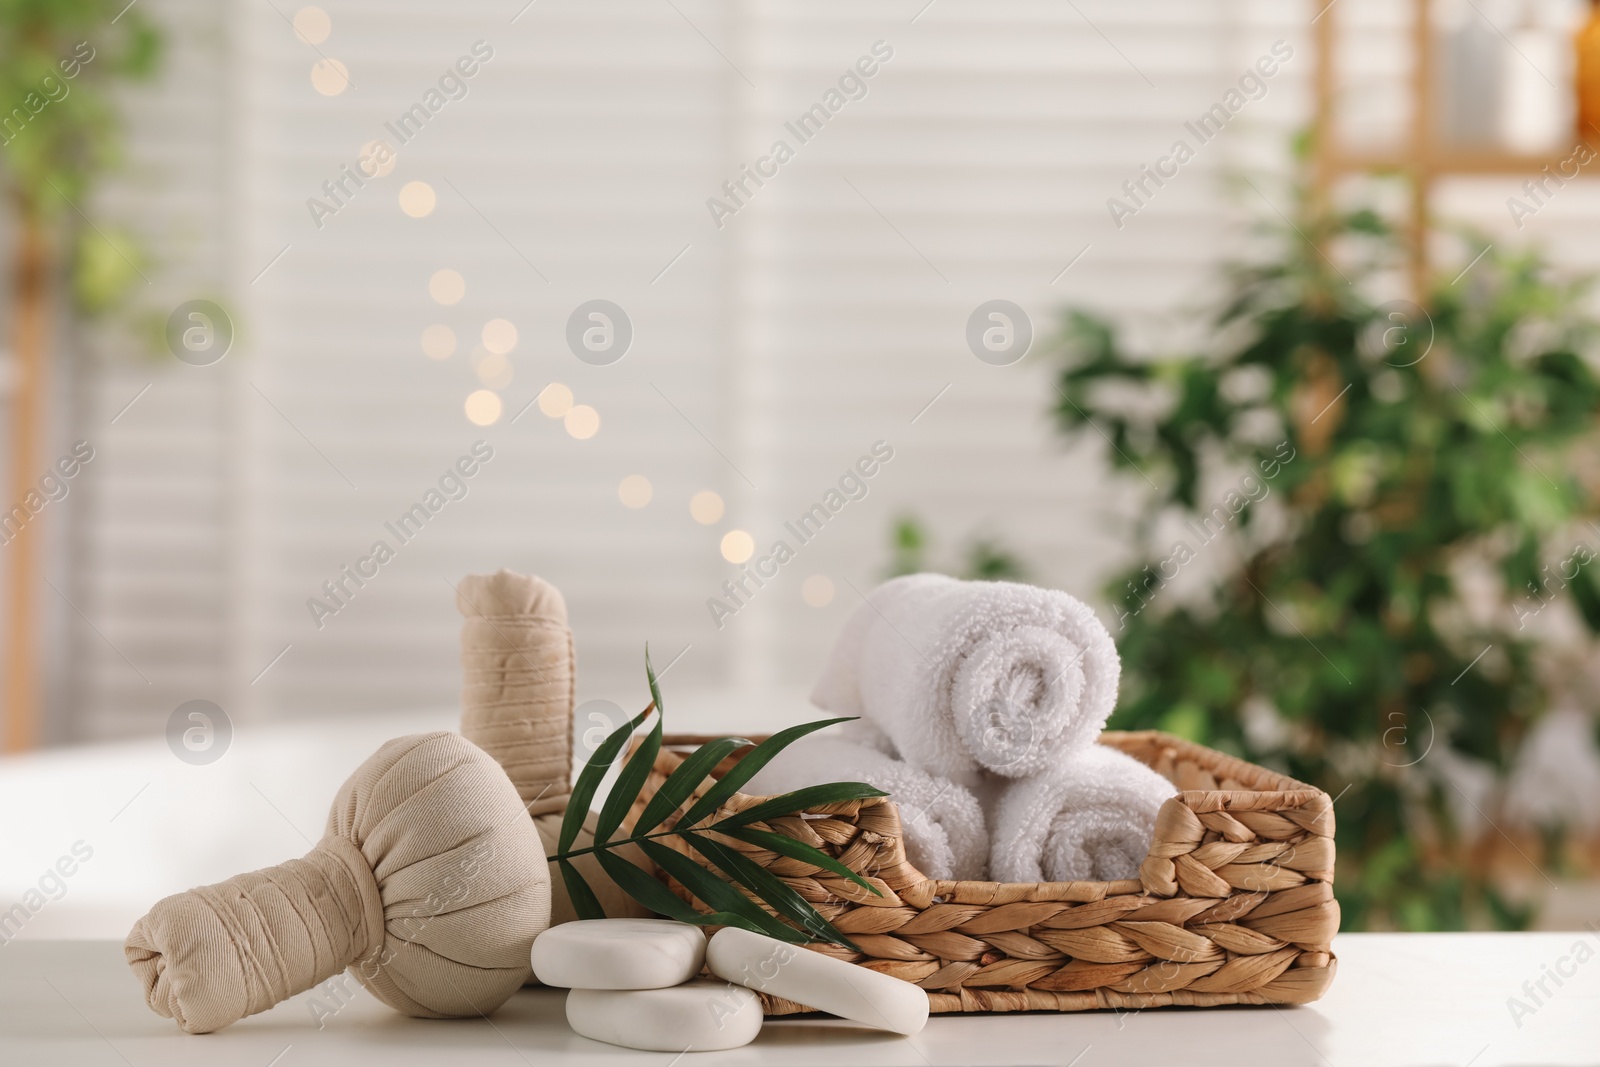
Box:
2;1;161;750
887;515;1030;582
1;1;160;290
1052;187;1600;930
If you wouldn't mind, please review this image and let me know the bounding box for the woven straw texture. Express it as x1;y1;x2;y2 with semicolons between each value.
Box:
625;730;1337;1014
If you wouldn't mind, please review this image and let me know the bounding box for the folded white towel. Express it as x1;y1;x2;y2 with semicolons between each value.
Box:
745;732;989;881
811;574;1120;783
990;743;1174;883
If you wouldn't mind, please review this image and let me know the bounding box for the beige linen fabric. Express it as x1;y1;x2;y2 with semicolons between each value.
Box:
456;570;575;818
125;732;550;1034
457;570;650;926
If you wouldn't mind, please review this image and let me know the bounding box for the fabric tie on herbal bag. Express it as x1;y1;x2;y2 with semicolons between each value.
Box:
124;732;550;1034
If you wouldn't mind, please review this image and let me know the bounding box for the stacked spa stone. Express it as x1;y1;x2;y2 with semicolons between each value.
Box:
531;919;929;1052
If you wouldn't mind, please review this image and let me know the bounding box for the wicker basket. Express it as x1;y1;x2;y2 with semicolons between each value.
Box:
624;729;1337;1013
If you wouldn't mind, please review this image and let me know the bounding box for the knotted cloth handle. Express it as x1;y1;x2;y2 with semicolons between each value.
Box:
126;835;383;1034
125;732;550;1034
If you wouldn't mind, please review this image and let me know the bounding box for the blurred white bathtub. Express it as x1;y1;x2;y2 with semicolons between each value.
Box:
0;710;454;942
0;686;813;943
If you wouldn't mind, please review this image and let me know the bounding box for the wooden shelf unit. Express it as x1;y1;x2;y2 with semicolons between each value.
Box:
1311;0;1589;296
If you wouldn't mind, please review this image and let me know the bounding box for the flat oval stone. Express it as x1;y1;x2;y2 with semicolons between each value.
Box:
565;979;762;1052
532;918;706;989
706;927;929;1035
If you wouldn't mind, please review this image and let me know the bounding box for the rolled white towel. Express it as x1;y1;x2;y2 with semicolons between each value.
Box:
745;733;988;881
811;574;1120;783
990;743;1174;883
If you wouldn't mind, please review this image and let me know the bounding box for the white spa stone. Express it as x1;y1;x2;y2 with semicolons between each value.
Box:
531;918;706;990
706;927;930;1036
565;979;763;1052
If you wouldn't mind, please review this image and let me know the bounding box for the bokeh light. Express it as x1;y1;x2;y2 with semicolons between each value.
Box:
538;383;573;418
359;140;397;178
618;475;653;509
428;268;465;305
399;181;436;218
482;318;517;354
564;404;600;439
801;575;835;607
420;324;455;360
475;351;513;389
720;530;755;564
464;389;502;426
292;7;331;44
689;490;724;525
310;58;350;96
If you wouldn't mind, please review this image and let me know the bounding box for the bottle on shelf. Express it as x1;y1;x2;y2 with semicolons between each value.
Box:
1502;0;1570;154
1436;0;1505;148
1579;0;1600;143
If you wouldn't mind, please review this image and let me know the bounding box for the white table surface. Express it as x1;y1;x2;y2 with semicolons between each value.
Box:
1;933;1595;1066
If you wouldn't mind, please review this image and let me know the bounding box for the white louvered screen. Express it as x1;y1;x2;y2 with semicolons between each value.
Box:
62;0;1600;743
63;0;242;743
244;1;740;729
734;0;1306;688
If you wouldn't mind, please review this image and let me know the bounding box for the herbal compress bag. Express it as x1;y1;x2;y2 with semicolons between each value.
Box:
125;732;550;1033
456;569;649;924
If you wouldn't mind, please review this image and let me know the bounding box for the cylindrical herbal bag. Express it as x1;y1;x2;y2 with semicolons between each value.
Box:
456;570;651;928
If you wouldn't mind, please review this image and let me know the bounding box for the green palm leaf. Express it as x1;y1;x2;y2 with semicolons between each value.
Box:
592;849;743;929
721;825;882;896
673;717;857;831
558;858;605;921
636;840;807;944
680;831;861;950
549;648;885;934
632;735;752;839
560;703;653;854
644;643;665;717
594;712;662;845
710;782;888;831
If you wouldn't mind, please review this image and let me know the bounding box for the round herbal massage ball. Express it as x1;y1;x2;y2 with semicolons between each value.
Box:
124;732;551;1034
